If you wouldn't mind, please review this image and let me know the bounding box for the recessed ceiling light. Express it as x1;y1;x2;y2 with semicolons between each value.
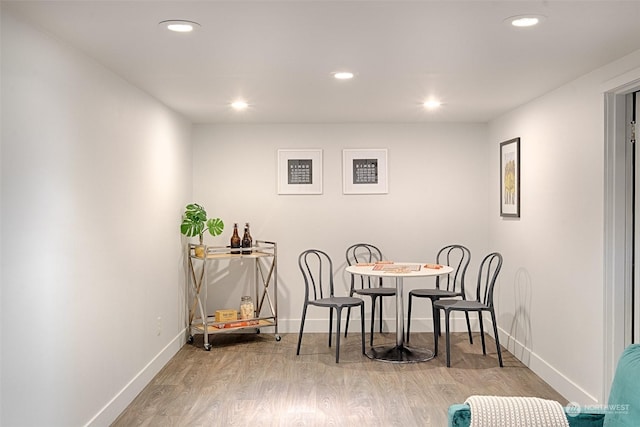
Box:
231;100;249;110
423;100;442;109
505;14;546;28
159;20;200;33
333;71;354;80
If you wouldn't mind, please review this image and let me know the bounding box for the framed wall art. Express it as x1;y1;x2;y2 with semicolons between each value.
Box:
500;137;520;217
342;148;388;194
277;149;323;195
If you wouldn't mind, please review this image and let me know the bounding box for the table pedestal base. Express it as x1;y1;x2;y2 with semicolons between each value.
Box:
366;345;434;363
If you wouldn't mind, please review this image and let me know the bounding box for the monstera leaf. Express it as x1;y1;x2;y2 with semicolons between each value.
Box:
180;203;224;242
206;217;224;237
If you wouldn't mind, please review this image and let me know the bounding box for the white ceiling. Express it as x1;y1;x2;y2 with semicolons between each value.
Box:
4;1;640;124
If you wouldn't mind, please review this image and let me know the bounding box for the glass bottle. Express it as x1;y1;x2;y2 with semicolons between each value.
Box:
230;223;241;254
240;295;254;320
241;222;252;254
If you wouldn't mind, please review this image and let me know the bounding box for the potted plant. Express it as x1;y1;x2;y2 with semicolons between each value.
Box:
180;203;224;257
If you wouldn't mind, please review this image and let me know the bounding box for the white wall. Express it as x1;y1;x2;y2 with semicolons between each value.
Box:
1;11;192;427
192;123;489;333
488;50;640;404
5;3;640;424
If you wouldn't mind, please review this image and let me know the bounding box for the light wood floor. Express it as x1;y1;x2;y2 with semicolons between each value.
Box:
112;331;566;426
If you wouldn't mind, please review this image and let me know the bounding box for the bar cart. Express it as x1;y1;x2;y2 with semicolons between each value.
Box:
186;240;279;350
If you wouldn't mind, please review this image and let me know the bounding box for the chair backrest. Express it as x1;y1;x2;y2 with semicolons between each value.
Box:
299;249;335;302
473;252;503;306
345;243;384;290
435;244;471;294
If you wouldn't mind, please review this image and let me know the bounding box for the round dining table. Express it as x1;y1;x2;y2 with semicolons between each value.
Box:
346;262;453;363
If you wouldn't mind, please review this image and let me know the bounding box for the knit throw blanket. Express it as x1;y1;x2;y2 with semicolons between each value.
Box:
465;395;570;427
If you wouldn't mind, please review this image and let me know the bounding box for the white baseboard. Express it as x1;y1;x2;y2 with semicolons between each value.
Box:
84;330;186;427
497;327;601;405
278;314;481;334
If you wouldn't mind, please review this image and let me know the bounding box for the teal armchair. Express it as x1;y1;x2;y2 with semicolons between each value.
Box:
448;344;640;427
447;403;604;427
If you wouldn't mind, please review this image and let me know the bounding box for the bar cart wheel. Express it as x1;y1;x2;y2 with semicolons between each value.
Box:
275;335;281;342
204;343;212;351
187;335;194;344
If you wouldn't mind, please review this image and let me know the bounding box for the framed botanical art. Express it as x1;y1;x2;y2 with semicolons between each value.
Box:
277;149;323;195
500;138;520;217
342;148;388;194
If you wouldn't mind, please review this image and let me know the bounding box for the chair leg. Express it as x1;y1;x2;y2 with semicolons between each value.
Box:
464;312;473;344
378;297;384;334
296;304;308;355
431;298;441;338
344;288;355;338
344;306;351;338
329;308;334;348
360;303;366;355
490;309;503;367
445;309;451;367
433;306;439;357
478;311;486;355
406;293;413;342
369;296;377;346
335;307;342;363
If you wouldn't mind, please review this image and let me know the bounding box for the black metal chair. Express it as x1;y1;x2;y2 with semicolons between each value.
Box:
344;243;396;345
433;252;503;367
406;244;472;351
296;249;366;363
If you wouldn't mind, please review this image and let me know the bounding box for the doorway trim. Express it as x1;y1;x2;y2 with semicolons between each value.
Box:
603;70;640;401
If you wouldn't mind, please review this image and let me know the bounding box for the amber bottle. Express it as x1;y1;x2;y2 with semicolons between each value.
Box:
230;223;241;254
241;222;252;254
